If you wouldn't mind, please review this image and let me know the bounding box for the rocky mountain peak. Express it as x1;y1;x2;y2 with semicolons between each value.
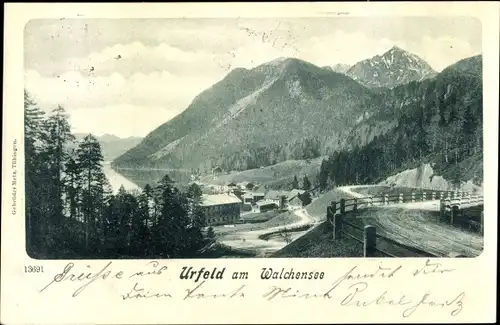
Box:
346;46;437;88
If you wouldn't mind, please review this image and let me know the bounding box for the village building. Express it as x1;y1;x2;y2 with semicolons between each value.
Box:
201;194;242;226
253;200;278;213
287;189;306;206
212;166;222;178
265;190;289;209
252;192;265;202
242;192;265;205
242;193;254;205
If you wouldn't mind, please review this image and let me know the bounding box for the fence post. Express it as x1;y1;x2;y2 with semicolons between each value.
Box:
340;199;346;215
451;191;455;199
384;194;389;205
432;192;436;200
411;192;415;203
333;214;342;240
439;192;444;200
353;198;358;211
369;197;373;206
451;205;459;225
439;200;445;222
480;211;484;236
399;193;403;204
422;192;427;201
363;225;376;257
331;201;337;214
326;206;333;234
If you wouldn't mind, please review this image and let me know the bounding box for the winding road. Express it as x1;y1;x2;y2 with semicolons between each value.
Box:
338;185;483;257
217;205;316;255
216;184;483;257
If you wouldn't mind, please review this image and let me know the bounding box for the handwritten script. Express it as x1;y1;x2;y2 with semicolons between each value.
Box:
38;259;465;318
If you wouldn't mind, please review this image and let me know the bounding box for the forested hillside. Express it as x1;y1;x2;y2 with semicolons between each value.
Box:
24;91;209;258
317;55;483;189
112;58;387;172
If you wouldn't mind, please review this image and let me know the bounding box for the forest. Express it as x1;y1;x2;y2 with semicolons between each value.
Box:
24;91;210;259
317;60;483;190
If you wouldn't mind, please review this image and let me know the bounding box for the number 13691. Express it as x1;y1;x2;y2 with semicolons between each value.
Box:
24;265;44;273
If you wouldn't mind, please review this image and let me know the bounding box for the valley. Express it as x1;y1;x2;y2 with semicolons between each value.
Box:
105;47;483;258
26;40;484;259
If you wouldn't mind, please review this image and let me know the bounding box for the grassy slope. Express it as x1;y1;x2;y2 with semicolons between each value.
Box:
200;157;324;190
272;223;364;257
305;188;356;220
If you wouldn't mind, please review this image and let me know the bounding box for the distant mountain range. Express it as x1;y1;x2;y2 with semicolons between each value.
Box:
73;133;143;161
112;48;481;184
346;46;437;88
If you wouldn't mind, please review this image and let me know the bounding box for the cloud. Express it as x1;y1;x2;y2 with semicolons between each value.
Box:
68;104;180;138
25;68;218;110
418;36;480;71
298;31;395;66
24;20;481;138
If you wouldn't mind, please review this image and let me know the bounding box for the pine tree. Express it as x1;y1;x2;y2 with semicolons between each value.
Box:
65;155;80;220
24;90;47;255
41;105;75;227
317;160;329;191
76;134;105;251
302;175;311;191
206;227;216;243
291;175;299;190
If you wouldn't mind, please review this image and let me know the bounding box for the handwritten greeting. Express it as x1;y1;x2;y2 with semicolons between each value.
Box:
38;259;465;319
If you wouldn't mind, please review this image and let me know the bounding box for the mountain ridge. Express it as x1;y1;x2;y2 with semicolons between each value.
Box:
113;57;382;171
346;46;437;88
113;54;481;181
73;133;143;161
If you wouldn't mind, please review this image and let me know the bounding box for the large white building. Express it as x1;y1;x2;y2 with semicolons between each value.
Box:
200;194;242;226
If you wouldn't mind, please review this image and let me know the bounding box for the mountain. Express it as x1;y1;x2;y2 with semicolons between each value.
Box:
113;58;388;172
319;55;483;188
332;63;351;74
322;64;350;74
346;46;437;88
73;133;143;161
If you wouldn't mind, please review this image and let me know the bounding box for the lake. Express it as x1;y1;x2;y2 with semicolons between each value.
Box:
103;162;193;193
102;162;141;193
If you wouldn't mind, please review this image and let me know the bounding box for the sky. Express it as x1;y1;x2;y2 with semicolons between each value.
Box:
24;17;482;138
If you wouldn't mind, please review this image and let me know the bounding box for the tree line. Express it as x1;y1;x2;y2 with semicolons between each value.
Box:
25;91;209;259
316;66;483;190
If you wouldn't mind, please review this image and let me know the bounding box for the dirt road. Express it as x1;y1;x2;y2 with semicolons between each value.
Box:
218;205;315;255
341;185;483;257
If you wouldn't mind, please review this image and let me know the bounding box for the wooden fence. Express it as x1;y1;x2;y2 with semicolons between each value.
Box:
440;194;484;235
326;190;484;257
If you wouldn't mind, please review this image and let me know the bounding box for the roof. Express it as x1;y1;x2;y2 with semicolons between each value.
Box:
288;189;305;199
265;190;289;200
256;200;278;207
201;194;242;206
243;192;265;198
